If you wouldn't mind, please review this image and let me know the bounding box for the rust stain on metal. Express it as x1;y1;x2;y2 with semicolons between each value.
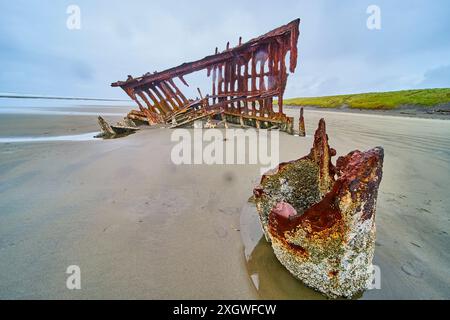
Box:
253;119;384;298
111;19;300;133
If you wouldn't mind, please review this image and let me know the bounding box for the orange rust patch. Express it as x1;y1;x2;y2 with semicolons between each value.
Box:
329;270;339;277
299;181;342;233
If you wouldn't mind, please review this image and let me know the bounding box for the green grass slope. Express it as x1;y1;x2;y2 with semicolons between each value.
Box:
283;88;450;110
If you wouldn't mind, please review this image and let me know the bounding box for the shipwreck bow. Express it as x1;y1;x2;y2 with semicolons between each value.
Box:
253;119;384;298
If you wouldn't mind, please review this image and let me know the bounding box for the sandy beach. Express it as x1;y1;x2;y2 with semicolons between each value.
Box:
0;106;449;299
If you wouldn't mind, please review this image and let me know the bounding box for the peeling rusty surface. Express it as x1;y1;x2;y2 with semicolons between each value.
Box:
111;19;300;133
253;119;384;298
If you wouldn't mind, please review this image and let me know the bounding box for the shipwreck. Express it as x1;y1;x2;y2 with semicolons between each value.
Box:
253;119;384;298
111;19;300;133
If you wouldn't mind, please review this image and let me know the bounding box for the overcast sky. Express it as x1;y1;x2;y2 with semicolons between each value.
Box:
0;0;449;99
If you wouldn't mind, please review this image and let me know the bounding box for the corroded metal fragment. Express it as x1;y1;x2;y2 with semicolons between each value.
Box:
253;119;384;298
96;116;139;138
97;116;115;136
111;19;300;134
298;108;305;136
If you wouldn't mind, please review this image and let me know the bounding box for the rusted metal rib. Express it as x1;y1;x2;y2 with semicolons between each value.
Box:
167;79;189;104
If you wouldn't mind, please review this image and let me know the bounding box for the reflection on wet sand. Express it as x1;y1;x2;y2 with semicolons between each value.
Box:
242;201;364;300
246;236;326;299
241;201;324;299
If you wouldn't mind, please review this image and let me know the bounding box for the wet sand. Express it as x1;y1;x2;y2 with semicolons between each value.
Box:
0;108;449;299
0;105;130;137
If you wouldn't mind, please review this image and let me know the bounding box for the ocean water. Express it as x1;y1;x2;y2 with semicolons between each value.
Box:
0;97;132;141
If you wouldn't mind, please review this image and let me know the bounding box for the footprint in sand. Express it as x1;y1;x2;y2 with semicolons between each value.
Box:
218;207;239;216
214;226;228;239
401;260;424;278
410;242;421;248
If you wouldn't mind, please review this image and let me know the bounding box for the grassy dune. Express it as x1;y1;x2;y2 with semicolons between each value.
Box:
283;88;450;110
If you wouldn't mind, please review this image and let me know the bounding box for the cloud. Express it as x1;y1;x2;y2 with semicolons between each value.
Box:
0;0;450;98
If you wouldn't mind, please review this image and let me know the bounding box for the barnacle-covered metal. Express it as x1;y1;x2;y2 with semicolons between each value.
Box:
253;119;384;298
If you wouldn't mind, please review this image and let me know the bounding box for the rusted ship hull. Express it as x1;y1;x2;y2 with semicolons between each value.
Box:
111;19;300;134
253;119;384;298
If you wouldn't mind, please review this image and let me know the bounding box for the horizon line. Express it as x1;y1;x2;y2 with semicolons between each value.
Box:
0;92;131;102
